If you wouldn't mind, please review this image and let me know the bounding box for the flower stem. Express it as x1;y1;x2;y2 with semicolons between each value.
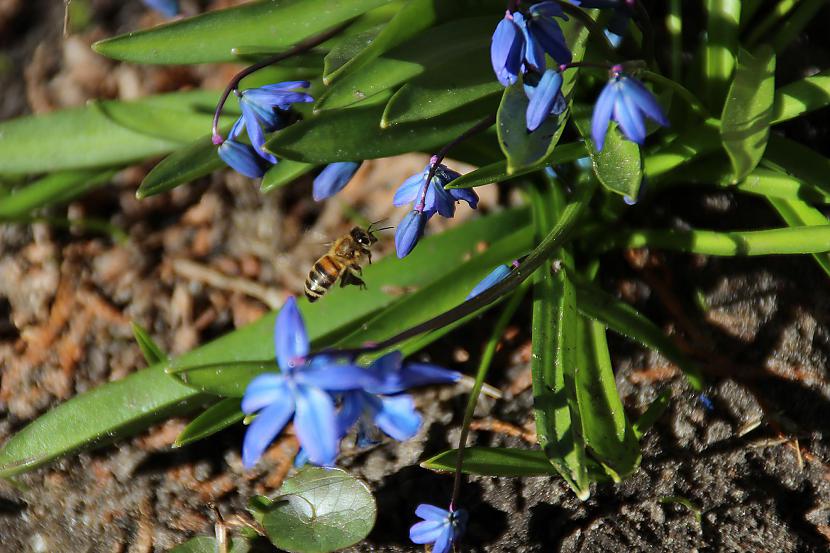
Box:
322;177;596;359
211;22;350;143
449;283;527;510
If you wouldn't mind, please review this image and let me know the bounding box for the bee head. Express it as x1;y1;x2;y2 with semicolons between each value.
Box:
351;227;377;247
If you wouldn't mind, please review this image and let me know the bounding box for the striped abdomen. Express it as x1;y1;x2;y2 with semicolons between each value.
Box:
304;255;343;302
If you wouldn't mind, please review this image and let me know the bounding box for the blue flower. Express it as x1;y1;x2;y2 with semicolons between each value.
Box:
240;297;377;468
467;263;514;300
338;390;422;444
591;66;668;151
218;139;269;179
236;81;313;162
410;504;468;553
393;160;478;258
142;0;179;17
525;2;572;66
365;351;462;394
313;161;361;201
491;12;525;87
524;69;566;131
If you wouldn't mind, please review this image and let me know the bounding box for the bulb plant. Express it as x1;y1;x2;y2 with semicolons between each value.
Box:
1;1;830;551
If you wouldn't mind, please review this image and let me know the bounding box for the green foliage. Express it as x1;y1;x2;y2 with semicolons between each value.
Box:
261;468;376;553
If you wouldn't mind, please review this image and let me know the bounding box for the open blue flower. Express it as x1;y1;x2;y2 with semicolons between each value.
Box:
410;504;469;553
142;0;179;17
393;161;478;258
313;161;361;201
524;69;566;131
240;297;377;468
236;81;313;163
591;66;668;151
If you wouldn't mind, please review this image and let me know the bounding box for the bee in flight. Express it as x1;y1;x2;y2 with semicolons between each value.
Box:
304;223;389;303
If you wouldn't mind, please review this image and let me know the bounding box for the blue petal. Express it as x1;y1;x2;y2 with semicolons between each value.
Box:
293;384;338;466
229;115;245;139
395;210;429;258
295;362;378;391
468;264;512;300
239;94;281;131
591;82;617;151
393;172;427;207
367;361;461;394
368;351;404;378
142;0;179;17
336;391;365;436
428;181;457;218
258;80;311;91
623;77;669;127
242;399;295;469
416;504;451;521
515;12;545;71
410;520;447;544
313;161;361;201
529;18;572;65
448;186;479;209
371;394;421;440
274;297;309;370
293;447;310;467
431;526;454;553
218;140;267;178
526;69;563;131
490;16;525;87
241;373;287;414
240;102;270;160
244;89;314;112
614;87;647;144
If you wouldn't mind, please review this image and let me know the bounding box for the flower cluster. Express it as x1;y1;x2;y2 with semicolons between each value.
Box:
240;297;460;468
393;158;478;258
216;81;314;179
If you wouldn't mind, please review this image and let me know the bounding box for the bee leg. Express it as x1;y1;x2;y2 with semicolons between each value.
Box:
367;251;373;265
346;264;367;290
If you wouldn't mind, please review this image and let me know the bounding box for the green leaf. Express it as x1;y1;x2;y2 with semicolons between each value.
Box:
703;0;740;111
573;108;643;199
265;100;494;163
93;90;234;143
0;367;208;478
381;56;502;127
0;210;524;478
422;447;561;477
446;142;587;189
138;135;225;199
765;134;830;196
131;322;167;365
571;273;703;390
262;467;375;553
171;361;274;397
323;0;502;85
768;196;830;278
174;398;245;448
0;103;181;175
315;16;494;111
323;24;387;80
720;46;776;182
497;80;569;175
0;170;116;220
575;317;640;479
632;390;671;439
531;264;590;499
771;69;830;124
93;0;393;64
261;160;317;193
169;536;250;553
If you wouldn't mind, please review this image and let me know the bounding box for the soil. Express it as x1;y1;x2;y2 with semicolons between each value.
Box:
1;2;830;553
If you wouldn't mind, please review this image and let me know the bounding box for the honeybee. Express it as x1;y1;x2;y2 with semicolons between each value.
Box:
304;224;387;302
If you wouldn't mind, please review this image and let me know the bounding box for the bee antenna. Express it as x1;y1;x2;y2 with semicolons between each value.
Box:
372;226;394;233
367;218;388;232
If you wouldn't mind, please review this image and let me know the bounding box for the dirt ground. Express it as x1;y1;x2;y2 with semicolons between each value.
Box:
1;1;830;552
